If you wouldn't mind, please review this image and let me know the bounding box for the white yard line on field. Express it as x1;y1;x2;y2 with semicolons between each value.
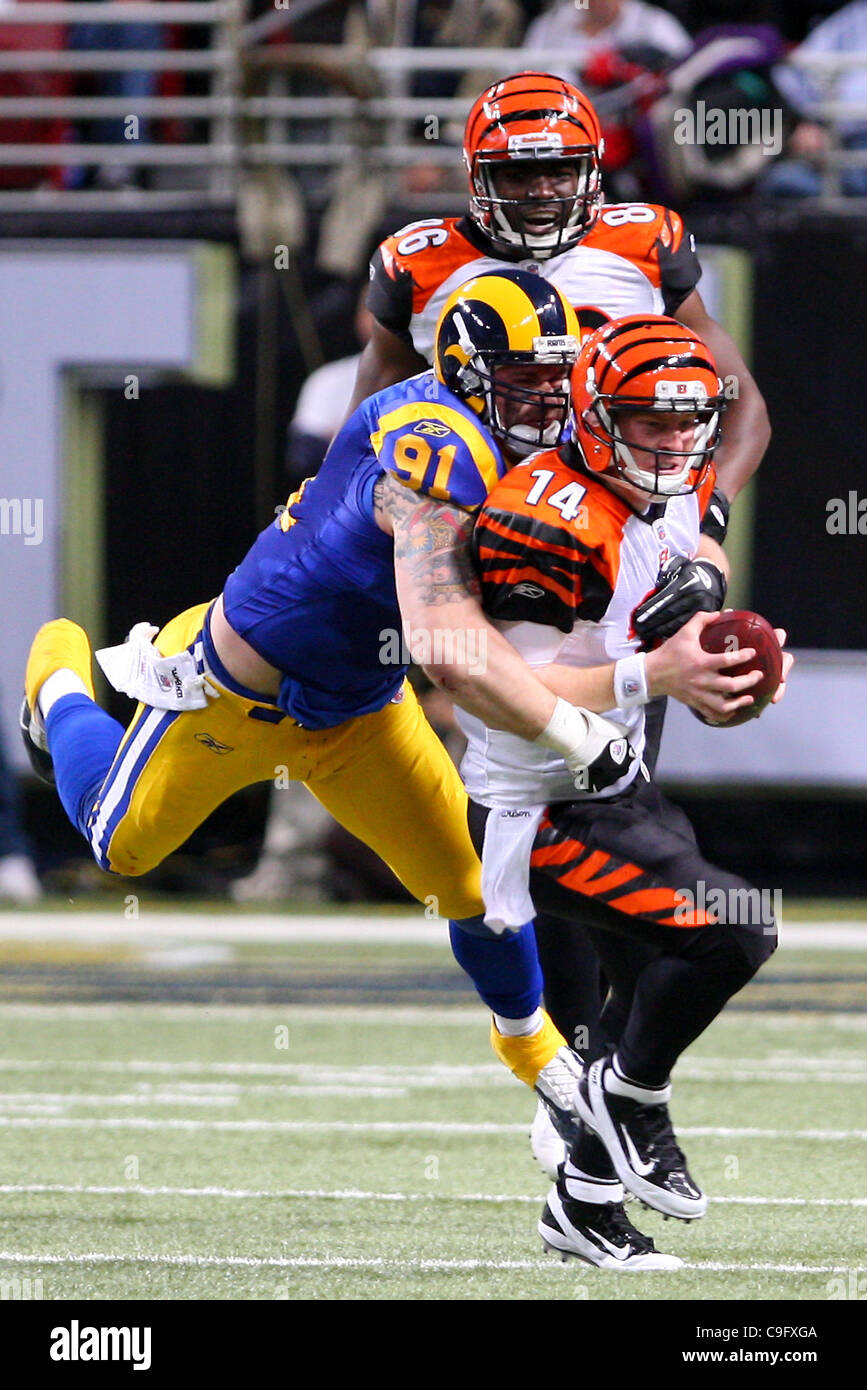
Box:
0;1249;859;1276
1;1002;866;1029
0;1056;862;1081
0;1183;863;1208
0;1116;863;1139
0;911;865;948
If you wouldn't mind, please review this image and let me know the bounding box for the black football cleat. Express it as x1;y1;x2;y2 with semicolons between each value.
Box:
577;1056;707;1220
539;1176;682;1269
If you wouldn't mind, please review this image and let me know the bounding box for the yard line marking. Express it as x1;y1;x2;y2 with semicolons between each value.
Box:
0;1116;863;1139
0;911;864;947
1;1002;866;1029
0;1057;862;1083
0;1091;239;1108
0;1183;863;1208
0;1249;859;1276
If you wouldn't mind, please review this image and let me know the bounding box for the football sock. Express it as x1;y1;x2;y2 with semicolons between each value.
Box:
448;918;543;1018
38;669;90;720
492;1008;543;1037
568;1120;617;1179
532;912;607;1060
605;1052;671;1103
561;1153;622;1204
45;695;126;838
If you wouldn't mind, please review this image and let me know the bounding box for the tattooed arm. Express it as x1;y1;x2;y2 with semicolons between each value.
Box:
375;472;564;739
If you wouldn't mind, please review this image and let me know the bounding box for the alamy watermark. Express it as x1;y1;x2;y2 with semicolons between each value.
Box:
673;102;783;158
0;1275;43;1300
674;882;780;932
379;625;487;675
826;491;867;535
0;497;43;545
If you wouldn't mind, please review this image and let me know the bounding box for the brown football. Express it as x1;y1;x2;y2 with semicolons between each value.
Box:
693;610;783;728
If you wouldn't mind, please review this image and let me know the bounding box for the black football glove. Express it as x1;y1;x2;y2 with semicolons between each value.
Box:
632;557;727;648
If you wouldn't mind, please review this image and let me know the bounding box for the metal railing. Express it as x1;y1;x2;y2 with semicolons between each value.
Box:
0;4;864;213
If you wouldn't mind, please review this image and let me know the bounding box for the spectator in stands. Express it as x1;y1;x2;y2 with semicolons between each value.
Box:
68;0;165;190
522;0;692;79
758;0;867;198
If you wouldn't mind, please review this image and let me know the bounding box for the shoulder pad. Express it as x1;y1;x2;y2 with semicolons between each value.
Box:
370;396;505;507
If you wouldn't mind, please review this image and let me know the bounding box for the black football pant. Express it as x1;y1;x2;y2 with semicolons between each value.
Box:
532;695;670;1065
524;776;778;1086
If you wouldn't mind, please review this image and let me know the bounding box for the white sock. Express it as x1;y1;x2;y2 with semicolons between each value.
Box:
605;1052;671;1105
37;669;90;720
562;1157;623;1204
493;1008;544;1038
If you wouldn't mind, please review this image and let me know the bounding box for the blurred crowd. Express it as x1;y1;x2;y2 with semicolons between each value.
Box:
0;0;865;202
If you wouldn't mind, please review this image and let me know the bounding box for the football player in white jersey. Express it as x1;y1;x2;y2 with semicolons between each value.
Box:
349;69;771;1175
351;71;769;508
458;314;791;1265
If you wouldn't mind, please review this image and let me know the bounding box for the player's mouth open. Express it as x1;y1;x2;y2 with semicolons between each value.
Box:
523;207;559;228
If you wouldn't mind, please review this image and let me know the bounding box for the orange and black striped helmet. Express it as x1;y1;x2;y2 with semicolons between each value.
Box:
463;71;604;258
571;315;725;497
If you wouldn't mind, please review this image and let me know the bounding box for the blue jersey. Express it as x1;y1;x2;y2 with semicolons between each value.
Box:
222;372;508;729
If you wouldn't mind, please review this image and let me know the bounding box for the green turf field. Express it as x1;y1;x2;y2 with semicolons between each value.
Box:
0;906;864;1301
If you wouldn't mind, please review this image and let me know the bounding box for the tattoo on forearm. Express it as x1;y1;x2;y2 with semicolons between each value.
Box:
378;473;481;604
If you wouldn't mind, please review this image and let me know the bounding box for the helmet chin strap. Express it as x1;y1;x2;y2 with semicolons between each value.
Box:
613;438;694;497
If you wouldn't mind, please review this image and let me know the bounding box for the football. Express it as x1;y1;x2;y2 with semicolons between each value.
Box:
693;610;784;727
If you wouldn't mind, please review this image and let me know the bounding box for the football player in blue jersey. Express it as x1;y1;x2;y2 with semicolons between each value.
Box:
21;269;627;1143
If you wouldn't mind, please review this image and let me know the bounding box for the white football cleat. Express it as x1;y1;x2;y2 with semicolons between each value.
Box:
577;1056;707;1220
530;1098;567;1180
539;1175;683;1270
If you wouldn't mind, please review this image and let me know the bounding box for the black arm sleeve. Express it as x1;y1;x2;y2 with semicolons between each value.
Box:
700;486;730;545
657;214;702;315
366;248;415;346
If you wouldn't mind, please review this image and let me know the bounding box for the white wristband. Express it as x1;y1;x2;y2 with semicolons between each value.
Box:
534;696;590;758
613;653;649;709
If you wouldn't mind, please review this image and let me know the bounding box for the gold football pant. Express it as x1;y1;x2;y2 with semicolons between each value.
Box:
87;602;483;921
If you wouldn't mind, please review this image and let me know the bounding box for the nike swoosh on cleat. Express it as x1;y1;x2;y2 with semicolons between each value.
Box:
621;1127;656;1178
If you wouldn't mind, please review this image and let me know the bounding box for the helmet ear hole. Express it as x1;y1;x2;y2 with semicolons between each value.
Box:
458;365;484;397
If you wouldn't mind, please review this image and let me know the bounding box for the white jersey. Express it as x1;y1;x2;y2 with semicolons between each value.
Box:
459;452;715;808
368;206;701;364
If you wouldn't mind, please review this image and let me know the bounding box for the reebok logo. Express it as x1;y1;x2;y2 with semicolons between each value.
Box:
50;1320;152;1370
413;420;451;437
194;732;234;754
511;582;546;599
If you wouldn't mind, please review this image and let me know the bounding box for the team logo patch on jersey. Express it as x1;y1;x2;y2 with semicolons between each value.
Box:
194;732;234;754
413;420;451;437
